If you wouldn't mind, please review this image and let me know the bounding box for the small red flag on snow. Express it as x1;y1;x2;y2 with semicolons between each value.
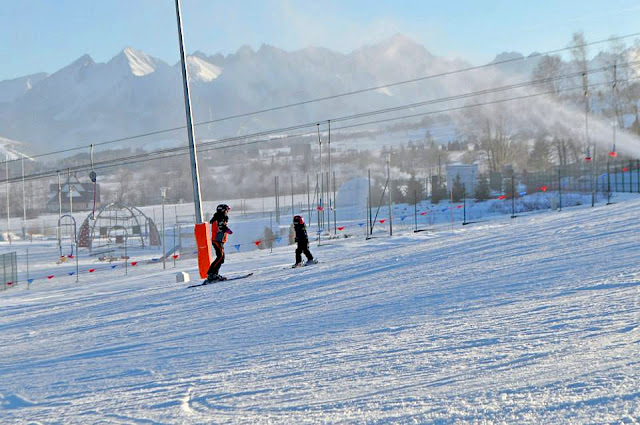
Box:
498;195;507;200
420;211;428;216
255;240;261;246
623;167;629;172
131;261;138;266
379;219;386;224
316;206;324;211
89;269;96;273
456;205;463;209
337;226;345;231
609;151;617;157
172;254;179;259
47;275;54;279
6;281;13;286
540;185;548;192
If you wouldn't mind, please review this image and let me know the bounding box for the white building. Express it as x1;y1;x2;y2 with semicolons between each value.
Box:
445;163;479;195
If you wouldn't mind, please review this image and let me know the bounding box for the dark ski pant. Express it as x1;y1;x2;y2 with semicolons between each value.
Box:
295;243;313;264
207;241;225;277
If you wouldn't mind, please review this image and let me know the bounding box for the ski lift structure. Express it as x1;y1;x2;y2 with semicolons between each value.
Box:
78;202;161;253
57;214;77;258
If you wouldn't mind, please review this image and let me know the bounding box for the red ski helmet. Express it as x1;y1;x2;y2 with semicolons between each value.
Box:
293;215;304;225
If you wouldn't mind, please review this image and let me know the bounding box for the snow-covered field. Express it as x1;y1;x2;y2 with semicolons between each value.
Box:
1;196;639;424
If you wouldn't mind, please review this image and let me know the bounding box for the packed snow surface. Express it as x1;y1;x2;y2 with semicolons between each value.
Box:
1;199;639;423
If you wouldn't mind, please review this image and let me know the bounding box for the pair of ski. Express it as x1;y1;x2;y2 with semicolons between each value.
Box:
188;260;318;289
187;273;254;288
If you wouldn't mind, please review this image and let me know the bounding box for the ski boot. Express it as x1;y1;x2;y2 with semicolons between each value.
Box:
292;262;304;268
206;274;223;283
305;259;318;266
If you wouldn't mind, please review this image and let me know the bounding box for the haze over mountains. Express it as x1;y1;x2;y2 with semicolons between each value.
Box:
0;34;550;155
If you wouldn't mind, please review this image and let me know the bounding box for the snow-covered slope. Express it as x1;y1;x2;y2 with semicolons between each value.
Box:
1;198;638;423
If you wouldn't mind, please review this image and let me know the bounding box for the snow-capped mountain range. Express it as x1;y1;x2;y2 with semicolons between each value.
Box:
8;33;634;156
0;35;517;155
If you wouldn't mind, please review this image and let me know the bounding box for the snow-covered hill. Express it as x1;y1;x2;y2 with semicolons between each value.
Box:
1;197;638;423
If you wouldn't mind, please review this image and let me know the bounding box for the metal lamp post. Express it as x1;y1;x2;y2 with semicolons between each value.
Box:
161;187;169;270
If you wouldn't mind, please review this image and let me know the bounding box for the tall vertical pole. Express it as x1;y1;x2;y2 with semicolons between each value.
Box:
592;145;596;206
175;0;204;224
607;159;612;204
558;167;562;211
57;171;62;242
5;159;10;244
414;190;418;232
511;174;516;219
368;169;372;236
313;173;321;246
609;64;617;203
327;120;332;234
307;174;311;220
75;242;79;283
387;155;393;236
67;168;73;216
26;247;29;289
162;189;166;270
21;156;26;239
462;185;467;225
317;124;323;231
333;171;337;235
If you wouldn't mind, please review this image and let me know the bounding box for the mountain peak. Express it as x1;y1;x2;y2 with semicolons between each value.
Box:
187;56;222;82
71;54;95;68
109;47;157;76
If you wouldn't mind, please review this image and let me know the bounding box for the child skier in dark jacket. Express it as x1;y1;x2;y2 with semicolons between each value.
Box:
292;215;316;268
207;204;232;281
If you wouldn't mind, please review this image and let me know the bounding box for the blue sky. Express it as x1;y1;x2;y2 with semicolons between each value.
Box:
2;0;640;81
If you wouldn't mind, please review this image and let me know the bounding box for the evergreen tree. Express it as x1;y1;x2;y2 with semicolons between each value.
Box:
451;174;466;202
430;175;446;204
405;174;425;204
474;174;490;201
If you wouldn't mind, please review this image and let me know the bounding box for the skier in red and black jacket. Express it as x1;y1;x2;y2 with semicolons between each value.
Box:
206;204;232;281
292;215;317;268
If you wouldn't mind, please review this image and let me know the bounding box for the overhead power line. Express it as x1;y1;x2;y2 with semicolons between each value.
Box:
5;68;638;185
5;31;640;165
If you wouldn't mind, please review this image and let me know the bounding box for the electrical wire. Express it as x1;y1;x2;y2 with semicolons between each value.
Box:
4;32;640;165
5;72;636;185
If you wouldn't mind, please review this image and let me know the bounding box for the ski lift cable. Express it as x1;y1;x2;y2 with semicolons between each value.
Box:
5;73;640;185
4;32;640;165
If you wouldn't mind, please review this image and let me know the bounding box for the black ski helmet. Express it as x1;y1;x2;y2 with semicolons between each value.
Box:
293;215;304;225
216;204;230;213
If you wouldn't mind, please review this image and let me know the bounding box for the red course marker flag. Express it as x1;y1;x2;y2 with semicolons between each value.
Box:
420;211;428;216
89;269;96;273
498;195;507;200
623;167;629;172
47;275;54;279
379;219;386;224
540;185;548;192
172;254;179;259
609;151;617;158
337;226;345;231
131;261;138;266
255;240;262;246
456;205;463;209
